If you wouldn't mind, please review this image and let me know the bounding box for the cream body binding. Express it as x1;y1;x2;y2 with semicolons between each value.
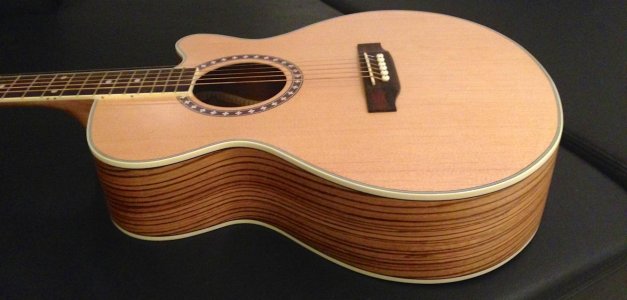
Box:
86;11;563;200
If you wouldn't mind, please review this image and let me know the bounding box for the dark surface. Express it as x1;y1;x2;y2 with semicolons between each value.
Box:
1;1;626;299
1;0;61;15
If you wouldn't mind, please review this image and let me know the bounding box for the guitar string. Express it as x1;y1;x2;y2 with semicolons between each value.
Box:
0;67;381;89
3;68;381;88
191;58;380;71
0;70;388;93
2;60;384;79
2;75;384;96
1;66;386;93
11;68;380;87
0;56;392;96
1;68;368;84
0;55;382;78
0;66;362;82
187;64;363;74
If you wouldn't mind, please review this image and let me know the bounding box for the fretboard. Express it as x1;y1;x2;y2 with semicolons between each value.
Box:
0;67;196;102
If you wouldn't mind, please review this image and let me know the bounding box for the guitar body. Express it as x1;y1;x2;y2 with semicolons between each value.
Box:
2;11;562;283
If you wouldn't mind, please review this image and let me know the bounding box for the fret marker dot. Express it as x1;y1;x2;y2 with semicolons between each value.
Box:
105;79;113;84
51;89;59;93
133;78;141;83
0;84;5;89
61;76;68;79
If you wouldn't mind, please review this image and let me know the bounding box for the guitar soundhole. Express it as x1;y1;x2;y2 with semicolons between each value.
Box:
192;63;287;108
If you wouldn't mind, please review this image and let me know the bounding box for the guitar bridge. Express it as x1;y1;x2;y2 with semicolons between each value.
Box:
358;43;401;113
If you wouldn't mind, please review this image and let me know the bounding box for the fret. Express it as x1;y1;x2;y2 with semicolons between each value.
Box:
176;68;195;92
144;69;158;93
111;71;133;94
21;75;41;97
174;68;188;91
109;71;124;94
121;70;138;94
23;75;53;98
30;74;54;97
58;73;76;96
139;70;159;93
152;69;168;93
1;67;191;101
43;74;73;97
95;71;119;95
126;70;149;94
79;72;105;95
145;69;157;93
138;70;156;93
4;75;37;98
39;74;58;98
0;76;20;98
42;74;72;97
40;74;57;97
93;72;104;95
77;73;95;95
164;68;182;92
61;73;89;96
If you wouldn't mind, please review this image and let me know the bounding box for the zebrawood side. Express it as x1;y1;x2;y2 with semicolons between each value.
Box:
96;147;557;281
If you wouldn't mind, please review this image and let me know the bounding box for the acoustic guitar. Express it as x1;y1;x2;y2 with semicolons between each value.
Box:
0;11;562;283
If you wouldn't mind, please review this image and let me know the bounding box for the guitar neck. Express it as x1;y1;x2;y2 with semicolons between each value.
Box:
0;67;197;103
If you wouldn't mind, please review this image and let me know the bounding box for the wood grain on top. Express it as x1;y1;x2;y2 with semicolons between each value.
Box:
88;11;561;193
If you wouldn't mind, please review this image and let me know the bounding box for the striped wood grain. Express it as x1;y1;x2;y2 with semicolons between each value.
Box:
96;147;557;282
